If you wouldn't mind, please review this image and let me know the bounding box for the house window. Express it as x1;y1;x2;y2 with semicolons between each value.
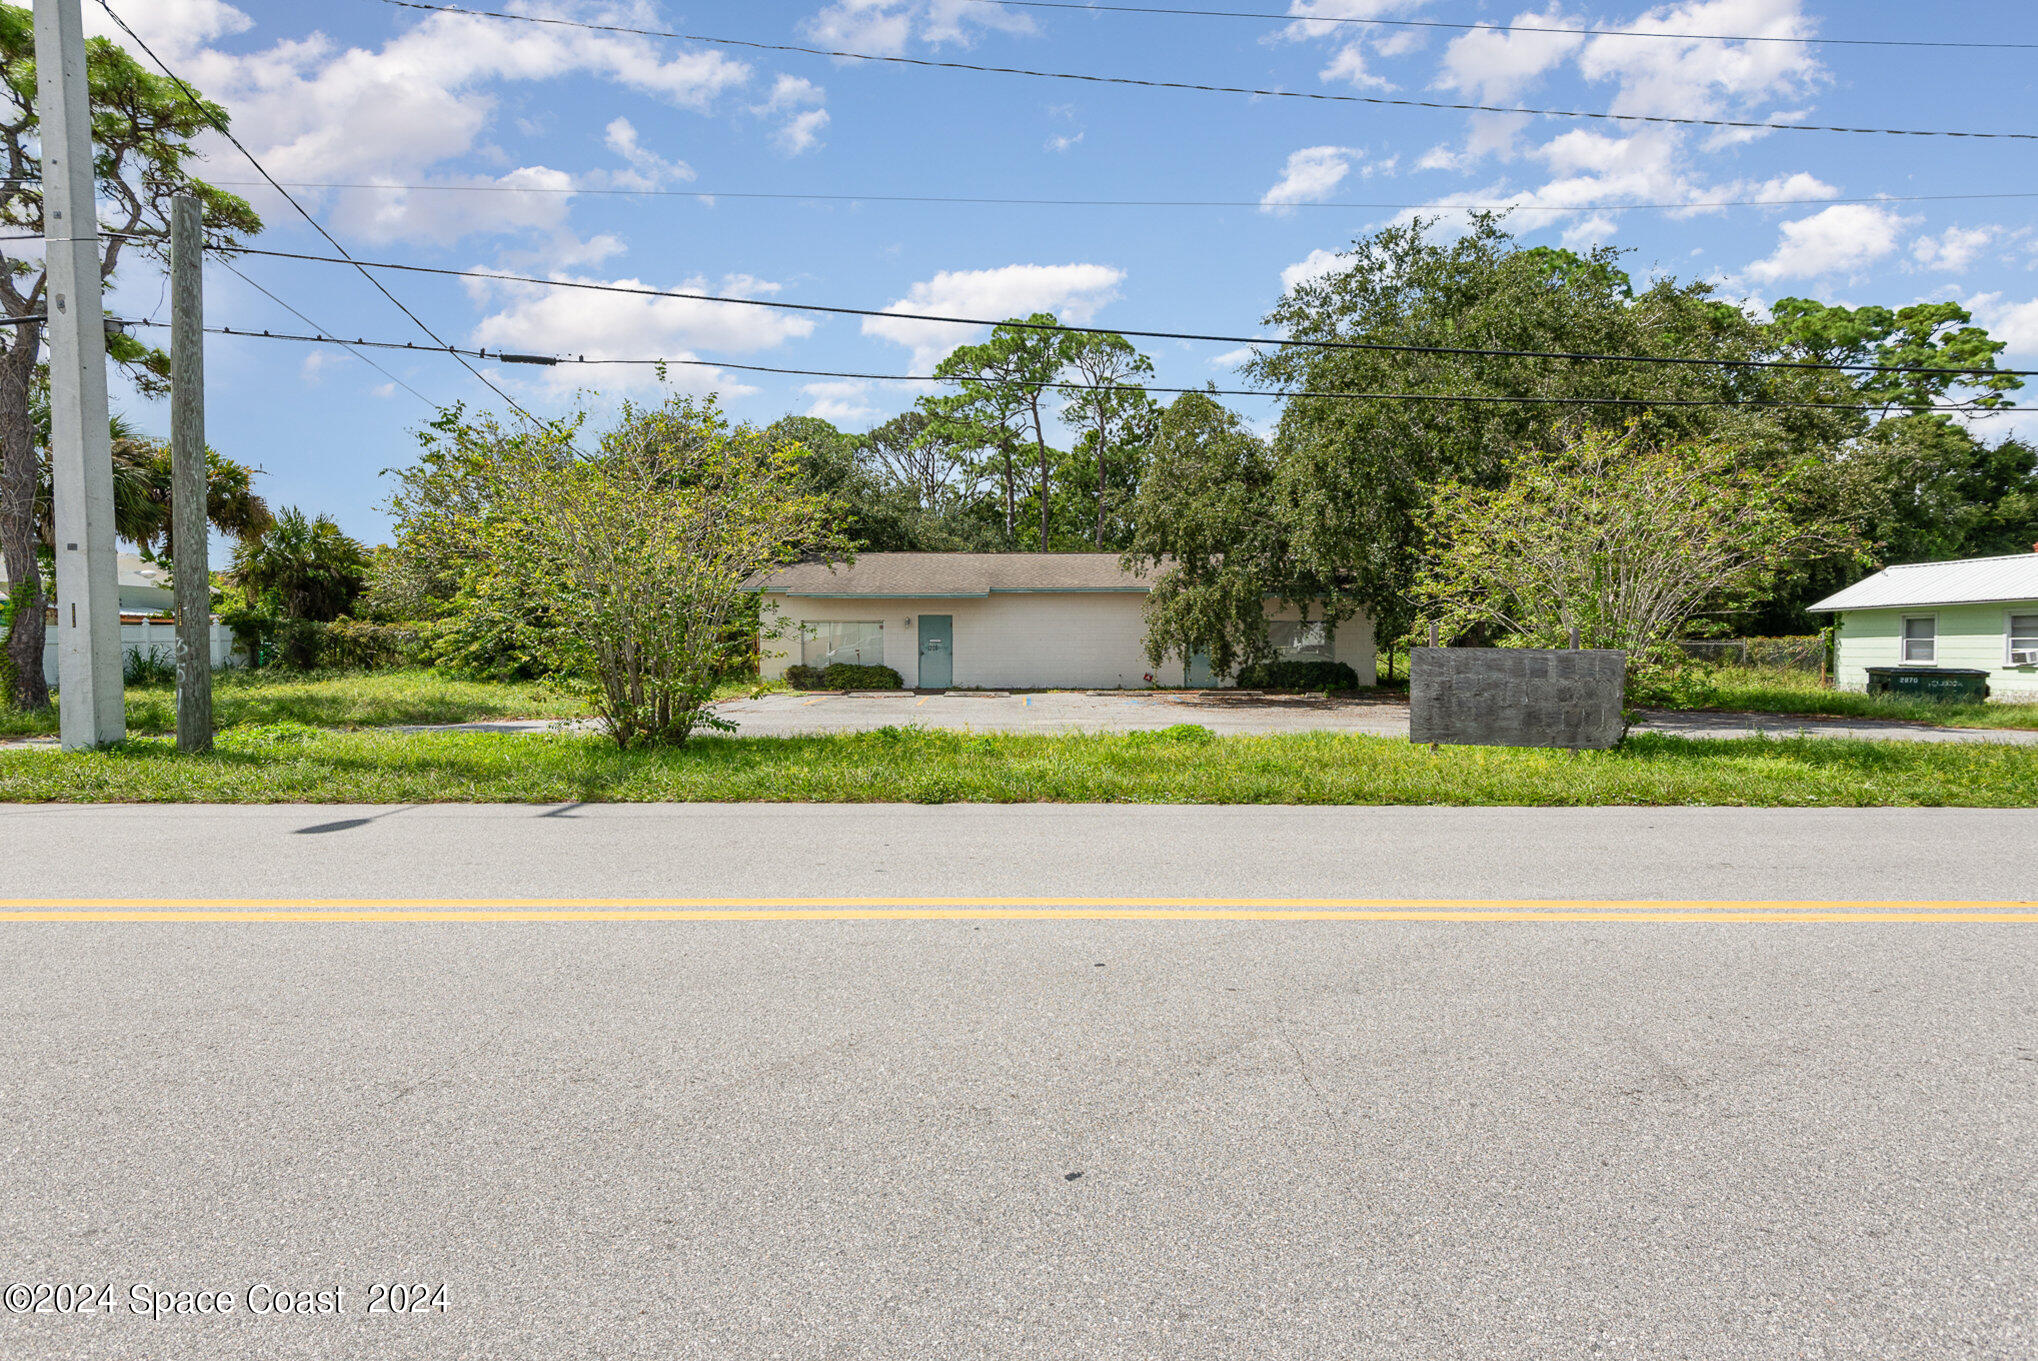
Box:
1901;615;1936;664
1269;619;1332;662
802;620;884;668
2009;613;2038;666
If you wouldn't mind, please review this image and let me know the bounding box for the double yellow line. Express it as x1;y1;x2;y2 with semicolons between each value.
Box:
0;897;2031;923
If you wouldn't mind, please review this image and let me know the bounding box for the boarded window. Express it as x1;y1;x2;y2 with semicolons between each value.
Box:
1901;616;1936;663
803;620;884;668
1269;619;1332;662
2010;613;2038;664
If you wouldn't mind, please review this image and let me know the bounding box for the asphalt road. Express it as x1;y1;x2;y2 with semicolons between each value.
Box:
2;805;2034;1360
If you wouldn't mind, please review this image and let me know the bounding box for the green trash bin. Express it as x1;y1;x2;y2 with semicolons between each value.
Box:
1864;666;1991;703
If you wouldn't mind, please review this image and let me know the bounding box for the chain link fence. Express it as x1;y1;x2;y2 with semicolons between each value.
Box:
1673;635;1827;672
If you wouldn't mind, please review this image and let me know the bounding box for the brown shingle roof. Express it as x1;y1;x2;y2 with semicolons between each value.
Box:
755;552;1154;597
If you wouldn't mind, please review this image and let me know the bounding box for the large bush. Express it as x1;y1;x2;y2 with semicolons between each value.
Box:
784;662;904;691
385;396;849;747
1233;659;1360;691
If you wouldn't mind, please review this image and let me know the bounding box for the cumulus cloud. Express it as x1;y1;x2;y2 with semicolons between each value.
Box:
1436;5;1584;102
604;117;693;190
1912;225;1999;274
1962;292;2038;357
466;270;814;394
1743;204;1912;283
1260;145;1378;214
1280;247;1347;294
1279;1;1434;91
86;1;767;247
804;1;1034;54
803;380;883;424
1576;0;1826;128
753;74;830;155
862;263;1125;372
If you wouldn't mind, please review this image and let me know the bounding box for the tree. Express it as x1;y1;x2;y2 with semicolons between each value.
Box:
1123;391;1322;677
863;409;985;514
1248;215;1857;654
0;7;261;708
1414;426;1855;659
927;315;1067;545
1767;298;2019;416
398;395;848;748
228;507;368;623
1060;332;1157;548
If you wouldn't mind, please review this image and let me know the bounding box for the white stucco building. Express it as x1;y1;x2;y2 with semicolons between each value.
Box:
753;552;1374;690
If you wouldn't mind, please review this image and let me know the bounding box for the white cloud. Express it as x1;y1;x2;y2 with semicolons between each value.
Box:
804;1;1034;54
1912;225;1999;274
862;263;1125;372
300;351;335;384
1209;346;1257;368
1260;145;1375;214
1279;1;1434;91
604;117;693;190
1576;0;1826;127
96;1;758;248
1045;131;1084;153
466;270;813;394
1436;5;1584;102
1962;292;2038;356
803;380;882;424
753;75;830;155
1280;247;1346;294
1743;204;1913;283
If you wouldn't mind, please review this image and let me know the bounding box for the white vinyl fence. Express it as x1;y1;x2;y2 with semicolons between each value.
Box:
40;618;241;686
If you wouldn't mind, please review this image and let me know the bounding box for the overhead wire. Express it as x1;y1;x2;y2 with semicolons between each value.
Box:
957;0;2038;51
96;0;517;421
127;320;2005;415
369;0;2038;141
216;242;2036;382
213;257;440;410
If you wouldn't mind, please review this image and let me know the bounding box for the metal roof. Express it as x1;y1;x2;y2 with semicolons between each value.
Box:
1806;553;2038;612
755;552;1156;597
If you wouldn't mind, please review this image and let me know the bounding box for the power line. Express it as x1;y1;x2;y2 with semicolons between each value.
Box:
99;181;2038;217
369;0;2038;141
224;242;2035;382
96;0;538;425
214;257;440;410
961;0;2038;51
129;319;1997;414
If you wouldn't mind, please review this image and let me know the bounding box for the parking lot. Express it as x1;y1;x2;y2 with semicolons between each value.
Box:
705;688;2038;744
711;688;1417;736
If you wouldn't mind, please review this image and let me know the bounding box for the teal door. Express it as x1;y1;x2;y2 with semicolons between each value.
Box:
1186;649;1214;687
917;614;953;689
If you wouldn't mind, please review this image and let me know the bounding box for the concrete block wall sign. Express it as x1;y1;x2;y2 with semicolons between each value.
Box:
1409;647;1627;750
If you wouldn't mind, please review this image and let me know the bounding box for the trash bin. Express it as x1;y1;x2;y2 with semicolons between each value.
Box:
1864;666;1991;702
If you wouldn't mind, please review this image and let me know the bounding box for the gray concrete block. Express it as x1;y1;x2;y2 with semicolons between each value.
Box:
1410;647;1627;749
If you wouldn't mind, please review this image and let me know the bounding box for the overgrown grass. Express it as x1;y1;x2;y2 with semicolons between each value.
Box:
0;668;585;738
1638;664;2038;731
0;724;2030;806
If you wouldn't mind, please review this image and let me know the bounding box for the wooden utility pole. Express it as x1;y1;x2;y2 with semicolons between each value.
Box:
170;195;210;753
34;0;123;748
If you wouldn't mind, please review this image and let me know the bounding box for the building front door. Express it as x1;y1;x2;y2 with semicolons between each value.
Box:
917;614;953;689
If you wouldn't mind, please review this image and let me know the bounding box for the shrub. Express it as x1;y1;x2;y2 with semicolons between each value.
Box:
274;618;326;671
823;662;903;690
783;664;824;689
320;619;430;671
1233;659;1360;691
123;644;176;686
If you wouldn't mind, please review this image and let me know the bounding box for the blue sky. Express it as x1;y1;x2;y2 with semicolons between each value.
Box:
92;1;2038;548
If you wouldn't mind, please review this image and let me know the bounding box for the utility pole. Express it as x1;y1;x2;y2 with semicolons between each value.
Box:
34;0;123;749
170;195;210;753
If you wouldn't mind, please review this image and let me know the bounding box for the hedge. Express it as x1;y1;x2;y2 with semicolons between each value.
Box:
1233;659;1361;691
784;662;905;690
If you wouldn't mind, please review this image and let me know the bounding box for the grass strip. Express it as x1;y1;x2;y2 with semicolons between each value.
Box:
0;724;2031;806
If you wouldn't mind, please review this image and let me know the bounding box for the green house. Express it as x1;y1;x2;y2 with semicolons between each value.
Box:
1808;553;2038;702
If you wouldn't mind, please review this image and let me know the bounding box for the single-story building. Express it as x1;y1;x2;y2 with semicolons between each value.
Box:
0;552;175;615
1808;551;2038;701
752;552;1375;690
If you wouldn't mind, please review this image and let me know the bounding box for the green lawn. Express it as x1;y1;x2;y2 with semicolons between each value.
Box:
0;724;2030;806
0;668;585;738
1638;665;2038;731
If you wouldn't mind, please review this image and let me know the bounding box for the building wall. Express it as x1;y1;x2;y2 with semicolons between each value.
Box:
1835;601;2038;701
760;593;1376;689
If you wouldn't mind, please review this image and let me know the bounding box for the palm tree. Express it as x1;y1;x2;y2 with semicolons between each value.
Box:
228;506;367;622
29;406;272;556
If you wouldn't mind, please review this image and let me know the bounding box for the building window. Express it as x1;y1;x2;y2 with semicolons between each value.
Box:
1269;619;1332;662
2009;612;2038;666
1901;615;1936;664
803;620;884;668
